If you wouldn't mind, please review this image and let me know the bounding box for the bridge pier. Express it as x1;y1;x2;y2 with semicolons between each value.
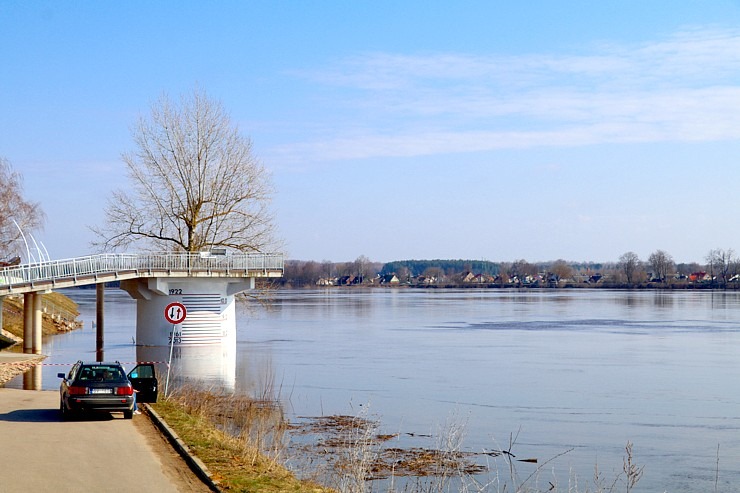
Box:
22;292;43;354
120;277;254;347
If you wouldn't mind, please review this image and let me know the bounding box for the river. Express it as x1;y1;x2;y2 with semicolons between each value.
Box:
8;287;740;492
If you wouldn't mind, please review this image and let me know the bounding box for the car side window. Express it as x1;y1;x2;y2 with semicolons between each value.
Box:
129;365;154;379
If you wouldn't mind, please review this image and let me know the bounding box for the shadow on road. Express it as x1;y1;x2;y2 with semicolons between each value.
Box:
0;408;122;422
0;408;61;422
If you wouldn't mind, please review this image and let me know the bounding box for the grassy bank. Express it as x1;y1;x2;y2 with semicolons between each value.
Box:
151;388;333;493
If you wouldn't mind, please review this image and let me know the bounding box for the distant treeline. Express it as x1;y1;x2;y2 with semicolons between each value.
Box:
280;257;610;287
380;259;500;277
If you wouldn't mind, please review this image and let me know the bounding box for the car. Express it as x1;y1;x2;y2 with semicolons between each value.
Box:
58;361;158;420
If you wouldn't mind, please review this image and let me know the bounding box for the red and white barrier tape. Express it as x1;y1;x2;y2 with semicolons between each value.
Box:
0;360;168;366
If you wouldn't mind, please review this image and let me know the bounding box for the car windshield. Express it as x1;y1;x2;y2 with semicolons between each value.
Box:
79;365;126;382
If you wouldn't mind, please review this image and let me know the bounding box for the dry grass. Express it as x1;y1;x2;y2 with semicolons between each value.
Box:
289;410;493;493
153;385;333;492
154;385;645;493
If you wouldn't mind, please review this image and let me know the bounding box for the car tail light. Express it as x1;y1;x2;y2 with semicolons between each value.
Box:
116;385;133;396
68;386;88;395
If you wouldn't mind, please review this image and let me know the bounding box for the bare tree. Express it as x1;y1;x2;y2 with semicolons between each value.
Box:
353;255;371;282
549;259;573;281
648;249;674;282
322;260;335;280
618;251;641;285
706;248;736;286
92;89;276;253
423;266;444;283
395;265;411;283
509;259;537;285
0;158;45;257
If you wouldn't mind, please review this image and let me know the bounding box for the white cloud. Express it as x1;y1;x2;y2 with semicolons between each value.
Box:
277;27;740;163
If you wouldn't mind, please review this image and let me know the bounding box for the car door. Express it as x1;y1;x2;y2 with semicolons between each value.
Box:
127;364;158;403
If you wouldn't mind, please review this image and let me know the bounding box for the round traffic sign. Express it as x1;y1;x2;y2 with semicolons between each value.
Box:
164;302;187;324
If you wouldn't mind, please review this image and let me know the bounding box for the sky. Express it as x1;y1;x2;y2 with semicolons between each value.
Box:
3;1;740;265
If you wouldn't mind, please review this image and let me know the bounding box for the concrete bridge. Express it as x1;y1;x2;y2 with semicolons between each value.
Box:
0;252;283;355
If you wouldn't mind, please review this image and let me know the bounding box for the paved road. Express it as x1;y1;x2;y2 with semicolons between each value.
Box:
0;388;203;493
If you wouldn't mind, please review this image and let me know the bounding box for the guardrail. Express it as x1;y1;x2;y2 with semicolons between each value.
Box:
0;252;284;290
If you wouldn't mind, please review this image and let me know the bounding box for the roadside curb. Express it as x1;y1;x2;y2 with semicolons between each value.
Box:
143;403;221;492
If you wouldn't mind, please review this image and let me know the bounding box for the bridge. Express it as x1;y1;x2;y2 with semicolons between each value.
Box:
0;252;284;355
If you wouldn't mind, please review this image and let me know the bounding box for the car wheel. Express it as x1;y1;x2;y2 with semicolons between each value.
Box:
123;410;133;419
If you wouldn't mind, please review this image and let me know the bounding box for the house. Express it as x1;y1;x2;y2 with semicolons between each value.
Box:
337;275;355;285
472;273;494;284
417;275;437;284
460;272;476;283
689;271;709;282
379;274;400;284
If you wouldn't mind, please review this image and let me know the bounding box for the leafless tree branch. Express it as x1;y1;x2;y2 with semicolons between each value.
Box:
91;88;278;253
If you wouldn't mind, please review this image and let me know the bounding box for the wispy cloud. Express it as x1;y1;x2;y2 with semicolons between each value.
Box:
276;27;740;163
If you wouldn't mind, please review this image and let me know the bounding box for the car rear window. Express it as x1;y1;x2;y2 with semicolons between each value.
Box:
79;365;126;382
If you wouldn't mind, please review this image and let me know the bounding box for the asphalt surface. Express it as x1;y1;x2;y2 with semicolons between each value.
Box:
0;388;193;493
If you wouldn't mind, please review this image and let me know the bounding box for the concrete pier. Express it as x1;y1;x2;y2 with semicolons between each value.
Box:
121;277;253;347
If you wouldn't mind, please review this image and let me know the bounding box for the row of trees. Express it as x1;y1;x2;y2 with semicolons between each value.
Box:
283;249;740;288
619;249;739;285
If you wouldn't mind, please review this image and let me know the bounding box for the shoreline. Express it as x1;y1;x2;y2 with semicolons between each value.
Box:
0;352;46;385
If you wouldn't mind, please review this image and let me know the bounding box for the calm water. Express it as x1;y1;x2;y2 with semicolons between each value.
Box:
10;287;740;492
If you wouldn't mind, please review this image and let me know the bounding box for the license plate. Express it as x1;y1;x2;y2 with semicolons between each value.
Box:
90;388;112;394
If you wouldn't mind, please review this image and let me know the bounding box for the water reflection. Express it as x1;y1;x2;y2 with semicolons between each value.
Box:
652;291;674;308
22;363;42;390
136;344;236;393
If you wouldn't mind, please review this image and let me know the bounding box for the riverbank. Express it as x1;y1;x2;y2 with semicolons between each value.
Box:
1;292;82;343
0;352;46;385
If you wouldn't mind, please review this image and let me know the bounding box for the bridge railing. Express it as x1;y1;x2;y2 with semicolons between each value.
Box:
0;252;284;289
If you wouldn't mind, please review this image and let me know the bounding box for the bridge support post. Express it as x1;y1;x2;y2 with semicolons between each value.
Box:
23;293;33;354
0;295;4;333
96;283;104;362
32;293;42;354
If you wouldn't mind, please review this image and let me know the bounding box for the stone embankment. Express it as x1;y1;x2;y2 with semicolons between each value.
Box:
0;292;80;379
0;353;45;385
1;292;82;341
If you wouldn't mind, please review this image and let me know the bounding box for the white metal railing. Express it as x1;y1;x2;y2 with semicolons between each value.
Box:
0;252;284;290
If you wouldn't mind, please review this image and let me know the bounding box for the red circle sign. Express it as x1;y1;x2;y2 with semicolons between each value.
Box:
164;302;187;324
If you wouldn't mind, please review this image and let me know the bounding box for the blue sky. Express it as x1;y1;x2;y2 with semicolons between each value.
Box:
3;1;740;264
